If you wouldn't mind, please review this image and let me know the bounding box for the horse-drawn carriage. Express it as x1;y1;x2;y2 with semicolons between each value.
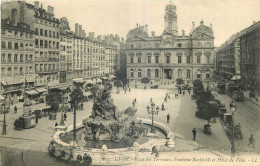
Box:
150;85;159;89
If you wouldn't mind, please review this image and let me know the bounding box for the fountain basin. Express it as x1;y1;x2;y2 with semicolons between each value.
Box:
49;119;175;165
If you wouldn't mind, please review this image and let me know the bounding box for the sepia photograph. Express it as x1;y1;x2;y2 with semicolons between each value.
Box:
0;0;259;165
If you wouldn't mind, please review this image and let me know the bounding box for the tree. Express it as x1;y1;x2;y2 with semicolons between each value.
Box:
121;78;129;86
114;80;123;87
193;79;204;94
141;77;150;89
46;91;62;113
141;77;150;84
70;87;84;145
176;78;184;87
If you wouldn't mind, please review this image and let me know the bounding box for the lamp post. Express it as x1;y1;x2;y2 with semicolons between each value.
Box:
2;104;7;135
230;105;236;158
59;94;65;126
146;102;159;133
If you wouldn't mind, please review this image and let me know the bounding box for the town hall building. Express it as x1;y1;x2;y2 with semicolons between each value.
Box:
125;2;215;84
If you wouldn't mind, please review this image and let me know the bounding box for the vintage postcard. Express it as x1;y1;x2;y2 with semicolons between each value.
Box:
0;0;259;165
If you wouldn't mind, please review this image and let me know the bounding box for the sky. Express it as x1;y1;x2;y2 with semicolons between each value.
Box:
26;0;260;47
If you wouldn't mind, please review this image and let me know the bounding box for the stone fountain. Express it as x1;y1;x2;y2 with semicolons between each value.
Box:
83;87;143;142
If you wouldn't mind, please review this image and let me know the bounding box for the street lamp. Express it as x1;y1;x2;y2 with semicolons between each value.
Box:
2;104;7;135
230;106;237;158
146;102;159;133
59;94;66;126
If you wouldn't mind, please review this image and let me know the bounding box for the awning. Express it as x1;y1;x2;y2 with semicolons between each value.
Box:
36;88;47;93
1;81;8;86
108;74;116;79
96;78;102;83
25;77;34;83
85;80;94;85
31;103;51;111
100;76;108;80
73;78;85;83
25;90;39;95
6;78;24;85
230;75;241;80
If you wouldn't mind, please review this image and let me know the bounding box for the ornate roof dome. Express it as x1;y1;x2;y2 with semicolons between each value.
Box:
23;98;32;106
192;20;214;37
127;26;149;39
165;3;176;11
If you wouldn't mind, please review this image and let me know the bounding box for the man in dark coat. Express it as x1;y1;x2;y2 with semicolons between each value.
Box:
14;105;17;113
64;113;67;121
167;114;170;123
192;128;196;141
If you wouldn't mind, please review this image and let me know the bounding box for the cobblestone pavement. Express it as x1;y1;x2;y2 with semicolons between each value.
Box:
0;87;259;165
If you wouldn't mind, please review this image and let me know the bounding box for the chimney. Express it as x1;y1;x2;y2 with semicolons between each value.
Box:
121;37;124;44
192;22;195;31
97;35;102;42
182;29;185;36
145;24;148;32
75;23;79;36
151;31;155;37
79;25;82;37
89;32;95;39
83;32;86;38
11;9;17;25
82;30;85;38
200;19;204;25
34;1;39;9
47;6;54;15
210;23;212;29
253;21;256;24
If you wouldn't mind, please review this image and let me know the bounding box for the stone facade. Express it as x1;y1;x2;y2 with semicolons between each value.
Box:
216;33;242;80
1;19;35;102
126;2;215;83
240;21;260;95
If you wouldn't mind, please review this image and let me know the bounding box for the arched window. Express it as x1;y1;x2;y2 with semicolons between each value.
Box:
187;69;191;78
130;56;134;63
130;69;134;77
138;69;142;78
138;57;141;63
155;69;159;77
178;55;182;64
197;54;201;63
147;69;151;78
186;55;191;63
178;69;182;78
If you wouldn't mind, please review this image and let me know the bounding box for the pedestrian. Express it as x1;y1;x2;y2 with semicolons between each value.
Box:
64;113;67;121
55;122;58;127
14;105;17;113
161;103;165;110
132;101;135;108
150;97;153;103
192;128;196;141
36;115;38;123
164;97;167;103
183;91;185;95
167;113;170;123
247;135;255;148
168;94;170;99
129;88;131;92
134;98;136;103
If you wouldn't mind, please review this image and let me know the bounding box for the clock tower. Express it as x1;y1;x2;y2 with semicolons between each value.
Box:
164;1;178;36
